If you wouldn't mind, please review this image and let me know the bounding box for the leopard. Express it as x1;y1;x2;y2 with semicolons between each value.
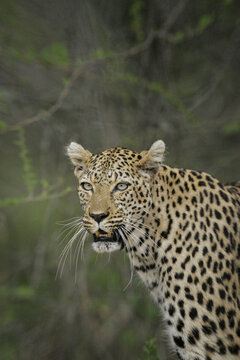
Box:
67;140;240;360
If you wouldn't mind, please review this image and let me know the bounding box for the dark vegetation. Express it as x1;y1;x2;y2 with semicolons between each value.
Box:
0;0;240;359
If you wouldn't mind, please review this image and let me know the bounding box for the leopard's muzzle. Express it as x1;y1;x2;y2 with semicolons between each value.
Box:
92;229;124;253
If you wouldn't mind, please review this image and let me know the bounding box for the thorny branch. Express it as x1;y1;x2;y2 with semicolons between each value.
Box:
0;0;190;134
0;58;104;134
119;0;190;57
0;185;74;208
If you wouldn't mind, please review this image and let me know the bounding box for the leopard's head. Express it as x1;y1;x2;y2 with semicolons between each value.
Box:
67;140;165;253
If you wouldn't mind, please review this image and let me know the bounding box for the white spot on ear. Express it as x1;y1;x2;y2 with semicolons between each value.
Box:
66;142;92;170
138;139;166;175
149;140;165;163
67;142;85;159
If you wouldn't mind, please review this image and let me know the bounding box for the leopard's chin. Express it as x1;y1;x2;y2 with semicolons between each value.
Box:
92;230;124;253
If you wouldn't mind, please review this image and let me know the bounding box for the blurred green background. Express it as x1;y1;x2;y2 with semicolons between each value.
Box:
0;0;240;359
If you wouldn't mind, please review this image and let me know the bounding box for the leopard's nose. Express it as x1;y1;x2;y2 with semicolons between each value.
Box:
89;212;110;223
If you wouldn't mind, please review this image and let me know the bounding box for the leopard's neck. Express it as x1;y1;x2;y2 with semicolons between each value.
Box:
125;165;181;288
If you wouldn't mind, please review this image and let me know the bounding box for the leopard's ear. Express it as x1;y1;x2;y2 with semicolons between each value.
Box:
138;140;165;177
67;142;92;177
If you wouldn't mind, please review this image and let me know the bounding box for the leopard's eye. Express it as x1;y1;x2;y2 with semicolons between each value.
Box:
81;182;93;191
115;182;130;191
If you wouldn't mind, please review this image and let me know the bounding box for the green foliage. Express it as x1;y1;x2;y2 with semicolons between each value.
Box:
174;13;214;42
90;48;115;59
197;14;214;33
223;117;240;134
0;128;72;208
114;72;195;122
0;120;8;130
89;266;122;292
145;81;195;122
40;43;69;67
120;328;138;348
129;0;145;43
14;285;35;300
174;31;185;42
40;178;51;191
9;45;38;63
4;38;69;67
0;186;72;208
0;0;18;29
0;196;26;207
0;344;17;360
0;285;35;300
139;338;158;360
62;77;70;86
14;128;38;194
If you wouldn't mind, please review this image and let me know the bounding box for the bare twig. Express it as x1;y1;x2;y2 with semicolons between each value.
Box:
0;0;189;134
0;186;74;208
159;0;190;34
0;58;105;133
119;0;190;57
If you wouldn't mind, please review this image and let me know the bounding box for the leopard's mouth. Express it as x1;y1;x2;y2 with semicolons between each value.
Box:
92;229;124;253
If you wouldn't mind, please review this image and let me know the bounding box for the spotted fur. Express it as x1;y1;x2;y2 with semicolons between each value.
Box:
67;140;240;360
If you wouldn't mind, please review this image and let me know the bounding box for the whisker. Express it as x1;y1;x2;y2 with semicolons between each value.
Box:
57;222;83;248
56;225;85;278
74;230;88;282
56;216;83;246
118;227;135;291
59;222;83;234
81;231;88;262
61;228;84;276
56;217;83;226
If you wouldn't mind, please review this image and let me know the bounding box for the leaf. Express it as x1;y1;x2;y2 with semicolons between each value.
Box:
14;285;35;300
197;14;213;33
223;117;240;134
75;58;84;67
0;120;8;130
0;197;25;207
8;45;37;63
129;0;145;43
40;43;69;67
113;72;195;122
40;179;51;190
174;30;185;42
14;128;38;193
224;0;233;5
93;48;115;59
139;338;158;360
62;77;70;86
0;285;35;299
